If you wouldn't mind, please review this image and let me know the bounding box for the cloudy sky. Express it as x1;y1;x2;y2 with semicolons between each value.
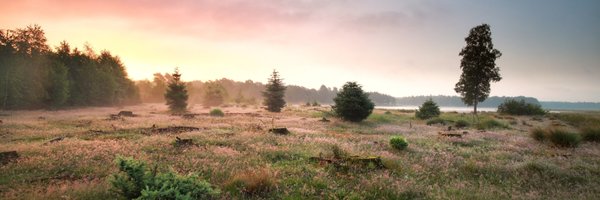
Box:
2;0;599;102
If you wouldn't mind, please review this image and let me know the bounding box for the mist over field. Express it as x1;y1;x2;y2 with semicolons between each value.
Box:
1;1;600;199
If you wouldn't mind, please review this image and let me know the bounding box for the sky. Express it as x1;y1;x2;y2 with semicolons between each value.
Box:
1;0;599;102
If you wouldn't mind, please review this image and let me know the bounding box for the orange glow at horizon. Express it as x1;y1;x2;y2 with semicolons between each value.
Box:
2;0;600;102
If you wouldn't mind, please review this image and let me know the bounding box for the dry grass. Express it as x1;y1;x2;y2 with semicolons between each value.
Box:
1;104;599;199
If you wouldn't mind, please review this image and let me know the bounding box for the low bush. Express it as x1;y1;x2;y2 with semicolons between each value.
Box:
110;156;219;200
426;118;446;126
454;119;470;129
476;119;509;130
497;99;546;115
209;108;225;117
225;169;275;197
581;127;600;142
547;129;581;147
390;136;408;150
530;127;547;141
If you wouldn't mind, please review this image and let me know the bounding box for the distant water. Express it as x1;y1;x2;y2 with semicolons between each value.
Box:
376;106;497;113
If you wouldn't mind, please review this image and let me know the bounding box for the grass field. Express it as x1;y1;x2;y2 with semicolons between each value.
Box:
1;104;599;199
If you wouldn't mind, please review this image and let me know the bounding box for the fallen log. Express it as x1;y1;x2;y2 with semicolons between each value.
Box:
309;155;386;169
438;131;464;138
152;126;201;134
44;136;65;144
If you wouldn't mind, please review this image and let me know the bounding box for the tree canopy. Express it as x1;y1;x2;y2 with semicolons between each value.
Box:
164;68;188;113
333;82;374;122
455;24;502;115
0;25;139;110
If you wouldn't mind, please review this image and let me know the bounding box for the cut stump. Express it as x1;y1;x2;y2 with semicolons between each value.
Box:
175;137;195;147
0;151;19;165
118;111;135;117
269;127;290;135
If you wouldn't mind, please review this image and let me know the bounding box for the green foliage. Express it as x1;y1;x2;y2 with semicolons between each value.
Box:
209;108;225;117
203;81;227;107
47;60;70;108
390;136;408;150
110;156;219;200
530;128;582;147
497;99;546;115
164;68;188;113
262;70;286;112
547;129;581;148
581;127;600;142
455;24;502;114
0;25;139;110
333;82;374;122
426;118;447;126
415;99;441;119
455;119;470;128
476;119;509;130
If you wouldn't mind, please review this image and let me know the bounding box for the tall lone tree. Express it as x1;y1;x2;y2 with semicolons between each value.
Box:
262;70;286;112
164;68;188;113
455;24;502;116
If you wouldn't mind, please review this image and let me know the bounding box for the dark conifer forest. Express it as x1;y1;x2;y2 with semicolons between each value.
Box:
0;25;139;110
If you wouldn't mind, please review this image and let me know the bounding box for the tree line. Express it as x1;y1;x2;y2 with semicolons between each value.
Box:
0;25;139;110
395;95;540;108
136;76;397;107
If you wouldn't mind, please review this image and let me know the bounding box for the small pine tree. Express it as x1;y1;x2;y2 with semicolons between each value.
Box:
415;99;441;119
333;82;374;122
164;68;188;113
262;70;286;112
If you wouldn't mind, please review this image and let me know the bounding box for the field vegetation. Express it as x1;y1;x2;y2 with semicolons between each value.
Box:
1;104;599;199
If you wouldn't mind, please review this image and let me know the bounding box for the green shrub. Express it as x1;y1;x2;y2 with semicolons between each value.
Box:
209;108;225;117
390;136;408;150
110;156;219;200
476;119;509;130
581;127;600;142
497;99;546;115
426;118;446;126
415;99;441;119
454;119;470;129
333;82;374;122
530;127;546;141
547;129;581;148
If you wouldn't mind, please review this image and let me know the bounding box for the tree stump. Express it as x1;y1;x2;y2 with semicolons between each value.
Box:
269;127;290;135
175;137;194;147
0;151;19;165
118;111;135;117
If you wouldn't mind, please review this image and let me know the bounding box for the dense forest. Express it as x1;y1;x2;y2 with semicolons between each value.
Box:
136;76;397;106
0;25;139;110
